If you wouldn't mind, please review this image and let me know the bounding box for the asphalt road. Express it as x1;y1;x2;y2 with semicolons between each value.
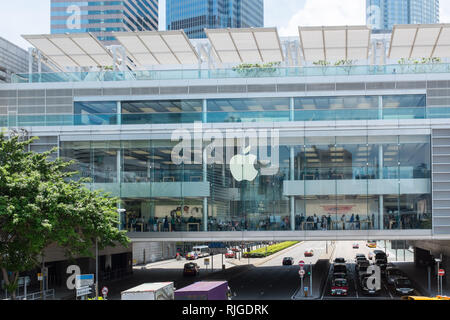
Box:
320;241;422;300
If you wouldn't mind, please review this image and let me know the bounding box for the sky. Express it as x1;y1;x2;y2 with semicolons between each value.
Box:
1;0;450;49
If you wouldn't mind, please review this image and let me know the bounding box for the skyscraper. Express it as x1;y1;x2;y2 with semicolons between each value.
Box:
166;0;264;39
51;0;159;45
367;0;439;31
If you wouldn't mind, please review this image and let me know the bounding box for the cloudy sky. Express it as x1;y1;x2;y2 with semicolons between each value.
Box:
1;0;450;49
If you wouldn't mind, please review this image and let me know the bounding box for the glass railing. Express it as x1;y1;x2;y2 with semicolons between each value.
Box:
11;63;450;84
0;107;438;128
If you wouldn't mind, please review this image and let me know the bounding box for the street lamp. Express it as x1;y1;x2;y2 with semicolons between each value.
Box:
435;257;442;296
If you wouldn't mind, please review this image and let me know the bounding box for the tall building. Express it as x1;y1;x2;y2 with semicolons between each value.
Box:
166;0;264;39
50;0;159;44
367;0;439;31
0;37;51;83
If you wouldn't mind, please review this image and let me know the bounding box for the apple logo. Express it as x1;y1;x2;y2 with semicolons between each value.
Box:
230;146;258;182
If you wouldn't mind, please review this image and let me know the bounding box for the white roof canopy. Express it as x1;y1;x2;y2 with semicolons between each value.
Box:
113;30;199;66
22;33;114;69
298;26;371;62
389;24;450;59
205;28;284;64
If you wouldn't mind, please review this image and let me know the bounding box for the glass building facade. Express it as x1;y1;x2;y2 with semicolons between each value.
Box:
366;0;439;31
50;0;158;44
166;0;264;39
48;95;433;234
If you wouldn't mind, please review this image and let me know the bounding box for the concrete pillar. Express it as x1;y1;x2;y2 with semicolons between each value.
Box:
117;101;122;125
290;146;295;231
203;145;208;232
378;144;384;230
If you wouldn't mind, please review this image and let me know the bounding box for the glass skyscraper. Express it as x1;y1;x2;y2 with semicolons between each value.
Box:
51;0;159;44
166;0;264;39
367;0;439;31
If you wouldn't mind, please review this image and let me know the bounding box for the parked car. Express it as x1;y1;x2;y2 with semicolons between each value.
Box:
185;252;198;260
394;278;414;295
231;247;241;253
282;257;294;265
334;257;346;264
386;267;406;285
352;243;359;249
225;251;235;259
183;263;200;276
331;278;349;296
304;249;314;257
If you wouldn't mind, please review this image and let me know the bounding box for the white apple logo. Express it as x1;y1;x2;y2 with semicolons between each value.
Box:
230;146;258;182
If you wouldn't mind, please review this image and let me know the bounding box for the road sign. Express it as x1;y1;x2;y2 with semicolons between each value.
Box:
37;273;43;281
299;269;305;277
439;269;445;276
76;286;92;297
76;274;94;289
204;258;210;266
102;286;108;296
299;260;305;267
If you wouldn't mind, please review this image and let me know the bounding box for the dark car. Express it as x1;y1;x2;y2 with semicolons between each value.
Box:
183;262;200;276
355;253;366;260
282;257;294;265
334;258;346;264
356;256;368;265
332;272;348;280
356;260;370;275
386;267;406;285
394;278;414;295
333;263;347;276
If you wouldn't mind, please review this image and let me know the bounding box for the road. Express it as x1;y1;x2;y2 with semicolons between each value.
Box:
320;241;422;300
103;240;420;300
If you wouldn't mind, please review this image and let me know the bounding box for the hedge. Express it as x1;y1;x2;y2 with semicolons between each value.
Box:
242;241;299;258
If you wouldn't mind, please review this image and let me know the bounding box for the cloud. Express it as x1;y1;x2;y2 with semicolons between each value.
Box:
279;0;365;36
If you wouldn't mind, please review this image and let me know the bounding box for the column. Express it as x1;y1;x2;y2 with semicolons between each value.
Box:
378;144;384;230
117;101;122;125
290;146;295;231
202;104;208;231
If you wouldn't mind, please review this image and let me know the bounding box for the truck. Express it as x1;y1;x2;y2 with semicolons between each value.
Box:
121;282;175;300
174;281;231;300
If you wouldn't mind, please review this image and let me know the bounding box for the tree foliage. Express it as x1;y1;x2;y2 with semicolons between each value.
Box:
0;132;129;299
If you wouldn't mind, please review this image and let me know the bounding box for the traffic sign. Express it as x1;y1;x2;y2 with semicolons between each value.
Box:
439;269;445;276
102;286;109;296
299;260;305;267
76;286;92;297
76;274;94;289
299;269;305;277
204;258;210;266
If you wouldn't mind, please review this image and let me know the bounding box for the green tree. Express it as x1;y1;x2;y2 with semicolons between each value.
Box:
0;132;129;299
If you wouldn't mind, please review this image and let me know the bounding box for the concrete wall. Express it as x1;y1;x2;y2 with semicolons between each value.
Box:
132;241;177;264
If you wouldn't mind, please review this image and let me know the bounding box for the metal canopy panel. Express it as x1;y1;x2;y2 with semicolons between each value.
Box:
206;28;284;64
22;33;113;69
389;24;450;59
299;26;371;62
113;30;199;66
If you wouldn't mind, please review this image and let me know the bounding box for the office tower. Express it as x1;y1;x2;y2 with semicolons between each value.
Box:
166;0;264;39
51;0;159;44
367;0;439;31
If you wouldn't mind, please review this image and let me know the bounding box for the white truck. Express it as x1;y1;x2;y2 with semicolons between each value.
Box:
121;282;175;300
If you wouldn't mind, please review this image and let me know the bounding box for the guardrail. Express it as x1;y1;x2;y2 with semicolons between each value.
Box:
15;289;55;300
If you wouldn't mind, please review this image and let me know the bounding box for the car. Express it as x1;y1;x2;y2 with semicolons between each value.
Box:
183;262;200;276
352;243;359;249
367;240;377;248
332;272;348;280
394;278;414;295
282;257;294;265
386;267;406;285
355;253;366;260
360;273;381;295
185;251;198;260
304;249;314;257
356;260;370;275
368;250;384;260
231;247;241;252
333;263;347;276
225;251;235;258
331;278;349;296
334;257;346;264
356;256;368;265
